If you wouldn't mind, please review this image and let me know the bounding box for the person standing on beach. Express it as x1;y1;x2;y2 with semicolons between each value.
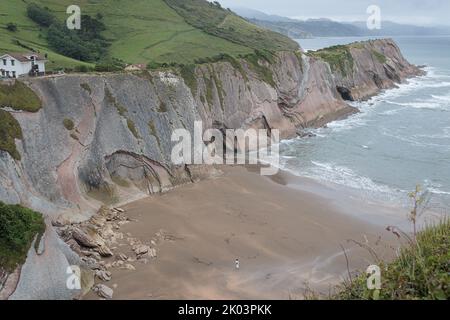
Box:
235;259;240;270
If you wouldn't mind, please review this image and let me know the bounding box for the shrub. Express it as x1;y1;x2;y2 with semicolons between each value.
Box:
0;81;42;112
147;61;163;70
334;219;450;300
179;64;198;93
26;3;55;27
0;202;46;271
0;110;23;160
308;45;355;76
127;119;139;139
80;83;92;94
372;50;387;64
243;52;276;87
74;65;93;73
63;118;74;131
94;63;122;72
6;22;18;32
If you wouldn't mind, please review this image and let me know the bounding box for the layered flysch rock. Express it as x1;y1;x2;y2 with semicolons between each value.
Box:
310;39;424;101
0;39;422;299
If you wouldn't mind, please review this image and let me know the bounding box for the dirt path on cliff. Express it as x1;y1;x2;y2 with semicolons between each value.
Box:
86;166;399;300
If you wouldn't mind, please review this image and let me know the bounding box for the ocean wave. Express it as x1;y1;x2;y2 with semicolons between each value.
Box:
313;69;450;134
381;128;449;148
431;93;450;102
307;161;400;195
428;188;450;196
422;180;450;196
377;107;405;116
385;100;448;111
413;130;450;140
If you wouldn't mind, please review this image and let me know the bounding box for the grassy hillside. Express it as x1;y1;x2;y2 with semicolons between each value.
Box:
0;0;298;70
163;0;299;52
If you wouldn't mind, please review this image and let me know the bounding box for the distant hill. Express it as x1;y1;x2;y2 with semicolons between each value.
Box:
228;7;294;23
233;7;450;39
351;21;450;37
0;0;298;70
249;18;363;38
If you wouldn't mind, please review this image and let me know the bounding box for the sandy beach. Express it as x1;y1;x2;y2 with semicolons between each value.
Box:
86;166;402;300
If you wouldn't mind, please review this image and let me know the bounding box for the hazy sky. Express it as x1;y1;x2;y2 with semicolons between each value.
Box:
216;0;450;26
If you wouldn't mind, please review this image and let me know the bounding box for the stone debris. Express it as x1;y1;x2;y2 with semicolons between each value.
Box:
118;253;128;261
122;264;136;271
53;206;163;300
95;270;112;282
133;244;150;256
72;227;99;248
93;284;113;300
95;244;113;257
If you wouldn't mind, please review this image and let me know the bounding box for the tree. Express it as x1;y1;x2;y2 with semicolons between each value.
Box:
6;22;18;32
26;3;55;27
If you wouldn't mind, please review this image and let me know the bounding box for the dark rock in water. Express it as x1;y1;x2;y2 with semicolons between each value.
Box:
297;130;317;138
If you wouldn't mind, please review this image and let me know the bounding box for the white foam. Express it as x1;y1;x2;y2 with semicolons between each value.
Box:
381;128;449;148
378;107;405;116
385;100;448;111
308;161;399;195
428;187;450;196
431;93;450;102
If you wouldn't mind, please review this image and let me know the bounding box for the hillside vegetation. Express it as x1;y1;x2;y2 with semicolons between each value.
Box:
163;0;298;52
0;202;46;272
0;0;298;70
335;220;450;300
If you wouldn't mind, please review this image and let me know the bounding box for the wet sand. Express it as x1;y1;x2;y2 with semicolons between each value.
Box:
90;166;400;300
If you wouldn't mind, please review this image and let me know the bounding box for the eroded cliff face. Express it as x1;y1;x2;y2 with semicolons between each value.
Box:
0;39;422;299
0;50;359;220
0;40;422;219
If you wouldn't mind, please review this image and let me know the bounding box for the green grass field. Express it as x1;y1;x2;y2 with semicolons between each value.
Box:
0;0;298;69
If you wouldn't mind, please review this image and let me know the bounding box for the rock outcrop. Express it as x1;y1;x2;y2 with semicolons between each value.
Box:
309;39;424;101
0;39;422;299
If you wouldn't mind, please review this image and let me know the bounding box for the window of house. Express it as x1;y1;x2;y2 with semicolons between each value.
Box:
2;59;6;66
11;60;15;66
12;71;16;78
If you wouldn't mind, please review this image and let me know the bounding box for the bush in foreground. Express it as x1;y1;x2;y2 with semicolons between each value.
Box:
335;219;449;300
0;202;46;272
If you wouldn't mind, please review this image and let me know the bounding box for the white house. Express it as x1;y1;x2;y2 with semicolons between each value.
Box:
0;52;47;78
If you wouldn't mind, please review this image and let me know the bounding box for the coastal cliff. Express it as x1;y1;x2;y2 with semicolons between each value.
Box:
309;39;424;101
1;39;422;217
0;39;422;299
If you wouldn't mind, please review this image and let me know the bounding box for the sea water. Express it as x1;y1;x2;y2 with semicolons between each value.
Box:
280;36;450;215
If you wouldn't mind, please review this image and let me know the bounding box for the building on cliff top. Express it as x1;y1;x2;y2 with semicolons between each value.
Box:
0;52;47;78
